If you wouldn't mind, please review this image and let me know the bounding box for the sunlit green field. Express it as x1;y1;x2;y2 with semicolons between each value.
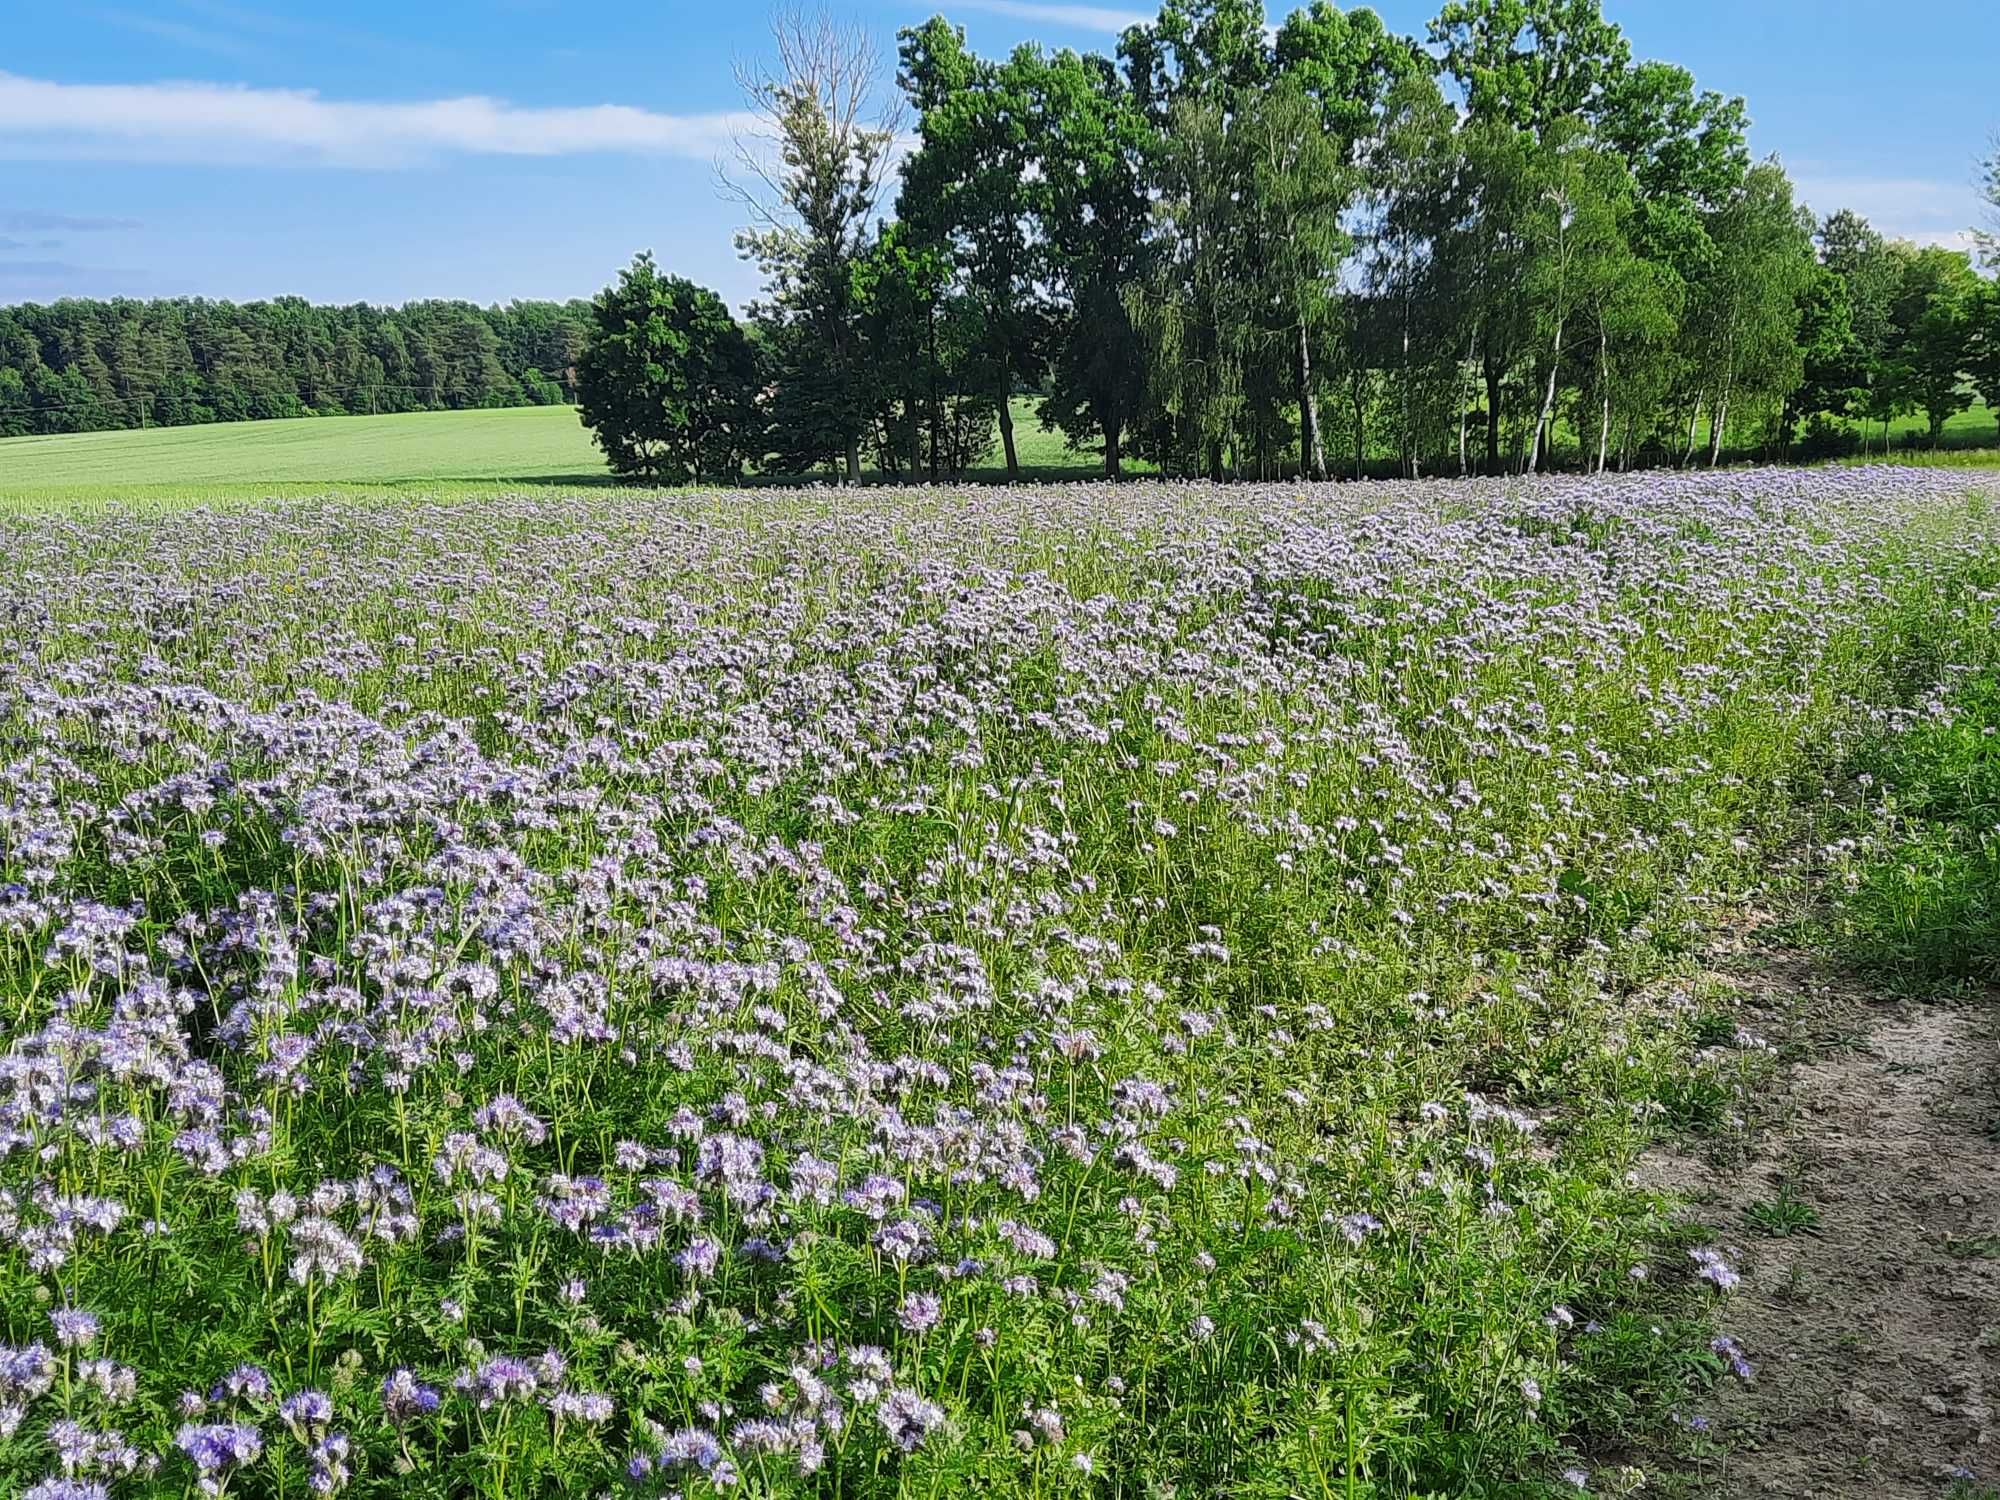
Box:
0;398;1989;504
0;406;608;501
1877;399;1997;449
0;400;1124;502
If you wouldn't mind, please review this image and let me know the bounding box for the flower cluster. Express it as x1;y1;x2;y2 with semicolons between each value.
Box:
0;472;1988;1494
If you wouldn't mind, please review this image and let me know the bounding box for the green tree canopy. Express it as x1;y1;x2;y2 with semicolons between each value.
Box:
575;254;760;483
1429;0;1631;140
1886;244;1983;445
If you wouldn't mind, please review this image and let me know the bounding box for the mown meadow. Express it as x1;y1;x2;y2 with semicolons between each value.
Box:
1;470;1996;1498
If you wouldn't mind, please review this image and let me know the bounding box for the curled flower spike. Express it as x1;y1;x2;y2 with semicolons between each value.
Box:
1689;1247;1741;1291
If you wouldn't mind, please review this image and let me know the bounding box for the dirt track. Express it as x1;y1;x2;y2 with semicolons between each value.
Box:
1643;937;2000;1495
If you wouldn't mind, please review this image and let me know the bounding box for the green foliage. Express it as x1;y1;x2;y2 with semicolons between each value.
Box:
729;11;901;483
1743;1187;1821;1238
1840;672;2000;984
1677;163;1817;464
1429;0;1631;140
1515;123;1643;469
1818;209;1900;374
1127;95;1255;478
575;254;760;484
1828;543;2000;984
1274;1;1431;148
1964;281;2000;445
8;474;1990;1496
1888;245;1985;446
1027;48;1153;477
519;367;566;406
851;223;997;480
1596;60;1748;214
896;20;1046;476
1120;0;1273;123
0;296;583;437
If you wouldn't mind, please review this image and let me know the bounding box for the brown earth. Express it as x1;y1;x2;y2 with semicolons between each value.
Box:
1641;933;2000;1497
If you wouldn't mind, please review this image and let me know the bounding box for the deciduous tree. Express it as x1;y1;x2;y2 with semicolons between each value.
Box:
727;7;901;483
575;254;760;483
1888;245;1981;446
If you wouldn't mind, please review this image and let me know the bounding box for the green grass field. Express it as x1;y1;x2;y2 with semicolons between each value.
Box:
0;406;609;500
0;400;1123;501
1865;399;1999;450
0;397;1991;502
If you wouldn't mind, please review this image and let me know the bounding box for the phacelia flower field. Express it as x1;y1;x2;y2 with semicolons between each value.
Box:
1;473;1992;1498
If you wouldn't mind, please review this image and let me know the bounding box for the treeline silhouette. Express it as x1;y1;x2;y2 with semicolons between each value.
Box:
0;297;590;436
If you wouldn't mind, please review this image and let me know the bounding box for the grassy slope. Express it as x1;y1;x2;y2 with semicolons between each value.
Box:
0;406;610;501
1879;399;1999;447
0;399;1121;502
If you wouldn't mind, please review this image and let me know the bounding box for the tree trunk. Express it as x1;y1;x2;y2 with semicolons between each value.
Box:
996;374;1020;478
1705;312;1739;470
1481;341;1502;474
1352;383;1366;481
1297;322;1326;482
1400;301;1415;479
907;396;923;480
925;307;941;483
1529;319;1563;475
1595;326;1611;474
1102;414;1123;479
844;432;861;486
1682;394;1704;469
1457;323;1477;479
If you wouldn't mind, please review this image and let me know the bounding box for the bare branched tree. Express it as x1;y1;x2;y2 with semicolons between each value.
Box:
724;8;901;247
722;8;903;482
1978;133;1999;271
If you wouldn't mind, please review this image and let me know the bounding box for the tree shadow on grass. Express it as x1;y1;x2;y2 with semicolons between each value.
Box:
419;473;632;490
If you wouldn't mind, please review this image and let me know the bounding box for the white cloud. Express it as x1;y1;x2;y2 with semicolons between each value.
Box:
0;72;754;168
949;0;1150;32
1792;172;1985;252
0;211;141;233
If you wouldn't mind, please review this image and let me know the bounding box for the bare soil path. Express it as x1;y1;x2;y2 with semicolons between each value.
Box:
1643;931;2000;1496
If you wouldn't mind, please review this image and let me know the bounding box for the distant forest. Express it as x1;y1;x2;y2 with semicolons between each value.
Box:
0;298;590;436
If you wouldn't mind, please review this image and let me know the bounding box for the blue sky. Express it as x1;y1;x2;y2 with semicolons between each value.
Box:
2;0;1994;309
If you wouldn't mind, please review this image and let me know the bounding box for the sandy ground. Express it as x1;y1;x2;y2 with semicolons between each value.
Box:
1642;935;2000;1496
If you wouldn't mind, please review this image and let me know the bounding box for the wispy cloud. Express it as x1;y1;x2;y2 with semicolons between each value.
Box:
0;259;122;281
171;0;421;63
94;8;268;64
949;0;1150;32
0;73;754;168
1792;172;1984;251
0;237;63;252
0;211;142;234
